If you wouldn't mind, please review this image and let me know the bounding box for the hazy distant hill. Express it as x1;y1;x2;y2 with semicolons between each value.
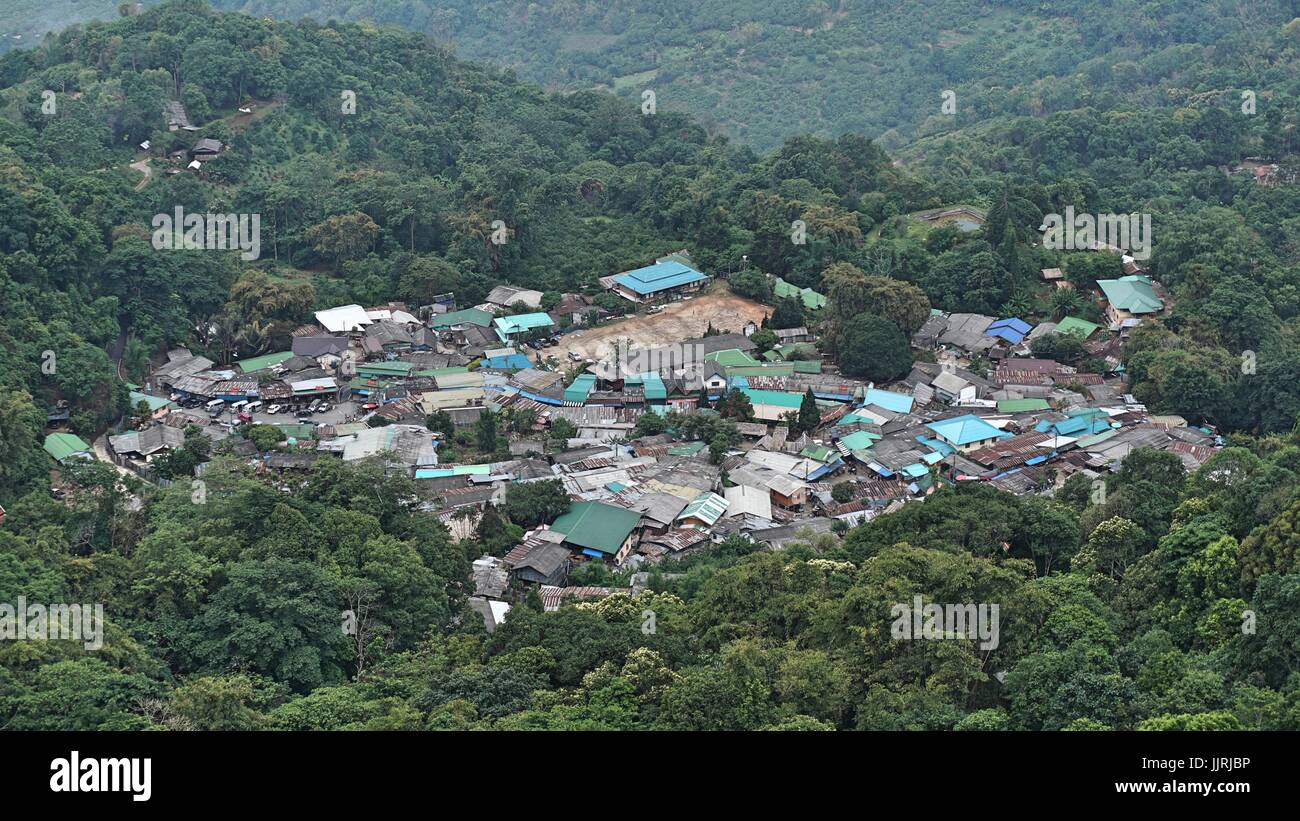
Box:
7;0;1295;150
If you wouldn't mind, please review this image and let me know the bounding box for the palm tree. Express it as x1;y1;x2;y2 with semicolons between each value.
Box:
1050;287;1086;319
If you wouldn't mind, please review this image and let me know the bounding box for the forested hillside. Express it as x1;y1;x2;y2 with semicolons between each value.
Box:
9;2;1297;150
3;0;1300;730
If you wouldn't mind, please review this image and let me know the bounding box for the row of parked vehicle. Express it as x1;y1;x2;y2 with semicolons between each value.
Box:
524;336;561;350
194;398;334;421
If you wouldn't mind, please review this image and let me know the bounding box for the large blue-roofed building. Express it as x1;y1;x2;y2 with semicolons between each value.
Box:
606;254;709;302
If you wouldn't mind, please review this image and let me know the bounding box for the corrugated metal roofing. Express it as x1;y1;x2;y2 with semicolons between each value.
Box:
613;260;708;295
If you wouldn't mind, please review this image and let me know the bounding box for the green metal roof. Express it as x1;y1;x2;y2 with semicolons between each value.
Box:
996;398;1051;413
677;492;728;526
356;361;415;376
237;351;293;372
550;501;642;554
773;277;826;310
1055;316;1102;338
667;440;707;456
705;348;760;367
800;444;835;462
430;308;494;329
43;432;92;462
130;391;176;412
1097;276;1163;314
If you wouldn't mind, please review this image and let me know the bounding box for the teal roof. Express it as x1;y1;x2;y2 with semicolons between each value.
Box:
626;372;667;400
564;373;597;403
837;430;880;451
494;312;556;338
1097;276;1163;314
130;391;176;412
926;414;1010;446
740;388;806;409
414;464;492;479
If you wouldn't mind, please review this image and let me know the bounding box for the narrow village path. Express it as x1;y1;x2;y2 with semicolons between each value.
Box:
130;158;152;191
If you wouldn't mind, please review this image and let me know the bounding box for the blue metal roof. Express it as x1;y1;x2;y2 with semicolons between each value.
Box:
926;414;1010;446
613;260;708;295
865;387;914;414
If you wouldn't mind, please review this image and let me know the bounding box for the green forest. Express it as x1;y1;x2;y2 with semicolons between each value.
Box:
2;0;1300;730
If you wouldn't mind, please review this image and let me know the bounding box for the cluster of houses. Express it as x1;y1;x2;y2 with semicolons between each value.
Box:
75;245;1221;630
141;101;225;173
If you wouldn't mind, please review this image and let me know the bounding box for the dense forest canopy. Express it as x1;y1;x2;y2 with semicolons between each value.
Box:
1;0;1300;730
9;1;1299;149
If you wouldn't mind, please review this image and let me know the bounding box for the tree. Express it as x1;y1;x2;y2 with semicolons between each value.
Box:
245;424;286;452
797;389;820;434
426;411;455;437
1030;332;1086;363
475;409;500;452
718;390;755;422
0;388;45;498
305;212;380;270
770;298;804;330
838;314;912;381
750;328;778;353
502;480;571;528
729;268;773;302
549;418;578;443
831;482;855;504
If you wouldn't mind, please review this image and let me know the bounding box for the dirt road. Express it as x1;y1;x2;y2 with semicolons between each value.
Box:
551;291;770;365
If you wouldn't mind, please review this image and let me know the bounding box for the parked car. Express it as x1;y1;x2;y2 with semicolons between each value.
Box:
267;404;281;415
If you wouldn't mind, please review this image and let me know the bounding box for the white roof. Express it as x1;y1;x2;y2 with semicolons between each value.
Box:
933;371;971;392
724;485;773;520
489;600;512;625
290;377;337;392
315;304;373;333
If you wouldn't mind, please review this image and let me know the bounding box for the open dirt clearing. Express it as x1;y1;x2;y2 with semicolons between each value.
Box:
551;291;770;364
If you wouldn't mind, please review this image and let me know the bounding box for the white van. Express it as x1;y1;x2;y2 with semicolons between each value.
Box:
206;399;225;411
230;399;248;412
245;401;263;414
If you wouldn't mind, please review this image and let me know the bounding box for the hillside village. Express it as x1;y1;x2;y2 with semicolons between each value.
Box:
37;246;1221;632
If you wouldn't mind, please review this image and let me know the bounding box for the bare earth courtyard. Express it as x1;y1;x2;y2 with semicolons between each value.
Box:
550;289;771;364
